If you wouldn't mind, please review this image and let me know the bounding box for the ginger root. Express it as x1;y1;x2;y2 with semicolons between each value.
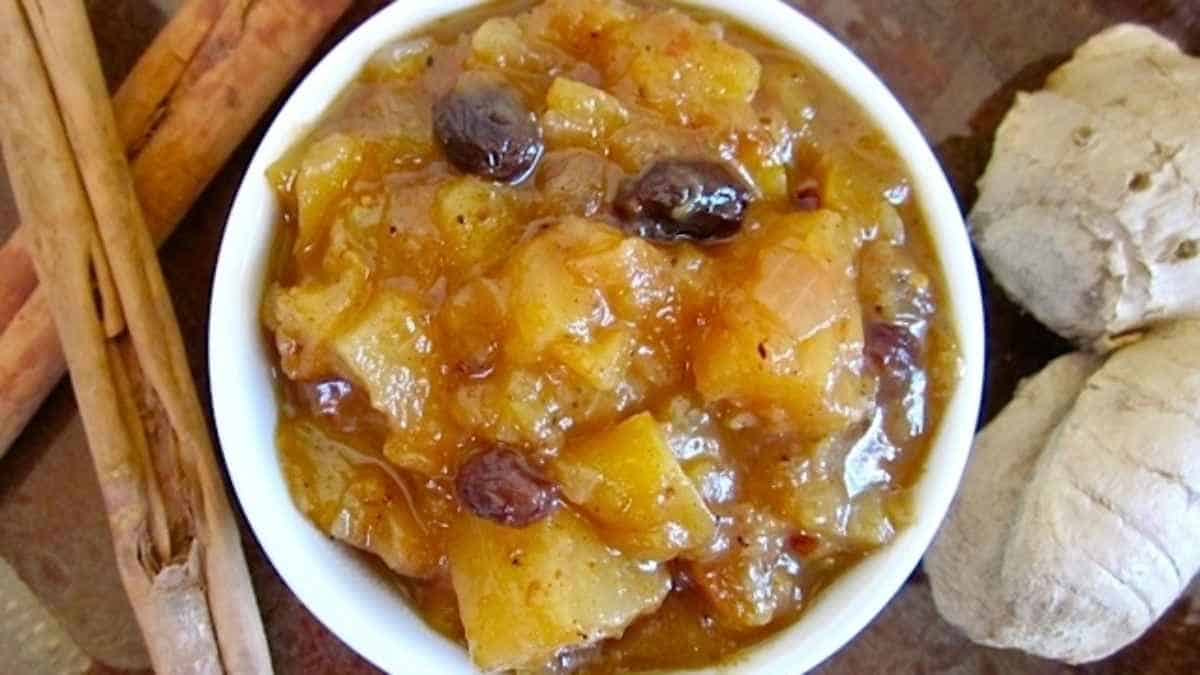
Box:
926;321;1200;663
970;24;1200;348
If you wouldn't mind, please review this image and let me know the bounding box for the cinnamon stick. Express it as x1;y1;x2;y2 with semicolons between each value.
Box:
121;0;354;241
0;290;62;458
0;0;353;457
0;0;270;671
0;229;35;328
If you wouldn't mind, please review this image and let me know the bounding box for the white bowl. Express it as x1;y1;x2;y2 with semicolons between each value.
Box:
209;1;985;672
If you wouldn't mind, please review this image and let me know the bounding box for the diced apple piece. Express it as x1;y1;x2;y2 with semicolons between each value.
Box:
754;209;859;270
527;0;637;54
696;209;869;435
504;233;609;364
325;82;435;166
325;196;386;271
616;13;761;124
293;133;364;252
440;278;507;377
684;457;738;506
735;131;790;201
607;118;705;173
884;488;916;530
693;295;869;438
471;16;564;72
453;359;627;449
628;336;689;392
757;57;818;132
370;98;435;165
448;507;670;672
470;17;525;66
551;412;716;560
263;261;369;379
752;225;858;342
332;290;439;431
537;149;621;218
373;181;446;283
455;369;563;446
686;506;800;629
551;328;635;391
266;143;304;218
544;214;625;252
363;37;435;83
433;176;524;273
760;425;900;553
329;468;440;577
816;139;905;217
278;421;358;524
381;424;452;477
569;235;676;321
843;488;896;548
278;422;438;578
332;290;452;474
858;238;935;327
669;243;718;306
770;471;898;551
599;589;734;666
544;77;630;150
771;465;849;540
873;201;908;245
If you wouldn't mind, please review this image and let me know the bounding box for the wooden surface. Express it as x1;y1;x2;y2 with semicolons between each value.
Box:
0;0;1197;672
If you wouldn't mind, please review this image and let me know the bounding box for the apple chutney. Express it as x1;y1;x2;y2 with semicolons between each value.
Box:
261;0;960;671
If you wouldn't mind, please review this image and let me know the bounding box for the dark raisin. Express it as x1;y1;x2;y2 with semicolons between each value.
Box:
433;73;543;183
614;159;751;242
792;184;821;211
866;321;928;440
308;378;353;416
865;322;919;378
455;445;559;527
294;377;375;434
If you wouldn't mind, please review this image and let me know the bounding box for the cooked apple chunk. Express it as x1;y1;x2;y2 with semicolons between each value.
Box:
448;508;670;671
552;412;716;560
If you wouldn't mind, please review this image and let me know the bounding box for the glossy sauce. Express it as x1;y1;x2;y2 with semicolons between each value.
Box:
262;1;959;671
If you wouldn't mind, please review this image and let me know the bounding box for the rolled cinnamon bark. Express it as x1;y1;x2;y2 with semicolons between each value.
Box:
0;0;353;458
0;291;63;453
0;0;275;670
0;229;35;328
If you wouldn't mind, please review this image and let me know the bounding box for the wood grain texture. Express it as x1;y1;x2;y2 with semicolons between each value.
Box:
0;0;1196;672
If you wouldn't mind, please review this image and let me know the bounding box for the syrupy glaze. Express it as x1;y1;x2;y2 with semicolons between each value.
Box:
261;0;960;671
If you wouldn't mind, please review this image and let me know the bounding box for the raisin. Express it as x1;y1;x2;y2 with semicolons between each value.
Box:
866;321;928;440
866;322;919;377
614;159;751;242
306;378;354;416
294;377;379;434
433;73;543;183
455;445;559;527
792;183;821;211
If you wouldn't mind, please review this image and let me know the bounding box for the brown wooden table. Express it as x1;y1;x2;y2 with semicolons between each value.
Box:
1;1;1197;672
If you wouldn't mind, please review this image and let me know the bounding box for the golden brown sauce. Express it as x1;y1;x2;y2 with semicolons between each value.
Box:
261;0;959;671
